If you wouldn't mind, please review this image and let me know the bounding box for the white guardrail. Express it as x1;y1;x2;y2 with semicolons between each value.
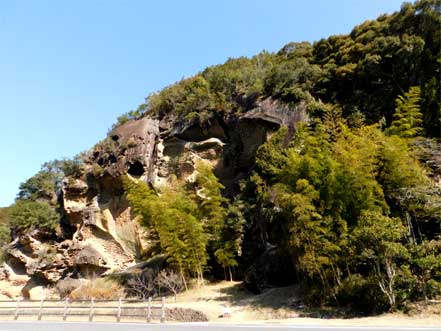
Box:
0;297;167;323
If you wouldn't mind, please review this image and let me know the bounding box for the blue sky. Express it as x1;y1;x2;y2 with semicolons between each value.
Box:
0;0;406;207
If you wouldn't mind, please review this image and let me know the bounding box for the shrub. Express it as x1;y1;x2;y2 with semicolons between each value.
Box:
60;158;85;178
91;164;104;177
94;138;118;154
126;269;184;300
157;270;185;301
126;270;158;299
337;274;389;314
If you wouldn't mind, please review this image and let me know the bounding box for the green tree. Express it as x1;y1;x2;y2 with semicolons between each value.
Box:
195;162;227;241
214;199;246;281
9;200;59;234
159;183;208;285
255;126;289;179
312;0;439;136
263;57;322;103
0;207;10;262
214;242;238;281
274;179;345;301
17;169;60;202
387;86;423;138
148;76;214;118
124;177;208;286
351;211;409;309
123;177;158;228
17;158;85;202
332;124;388;221
410;240;441;300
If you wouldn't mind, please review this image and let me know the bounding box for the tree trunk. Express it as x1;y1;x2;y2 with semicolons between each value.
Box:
180;268;188;291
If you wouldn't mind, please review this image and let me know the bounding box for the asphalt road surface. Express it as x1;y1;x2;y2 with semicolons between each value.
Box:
0;322;440;331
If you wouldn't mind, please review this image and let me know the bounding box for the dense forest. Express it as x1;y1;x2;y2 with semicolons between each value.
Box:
1;0;440;314
117;0;440;137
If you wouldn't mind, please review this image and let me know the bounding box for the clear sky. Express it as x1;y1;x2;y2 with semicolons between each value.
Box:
0;0;406;207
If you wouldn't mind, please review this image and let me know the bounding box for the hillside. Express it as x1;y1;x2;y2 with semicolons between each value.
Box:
0;0;440;316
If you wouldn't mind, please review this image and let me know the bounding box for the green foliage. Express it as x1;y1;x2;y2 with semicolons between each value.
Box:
112;106;147;129
0;208;10;240
158;183;208;283
110;1;438;138
9;200;59;234
195;163;247;278
387;86;423;138
195;162;227;241
10;157;85;236
17;168;60;201
255;126;289;179
17;157;85;202
274;179;343;292
215;199;246;275
94;137;118;154
351;211;408;309
254;118;439;310
378;135;427;193
202;52;274;106
123;177;208;283
148;76;214;117
124;163;246;283
409;240;441;300
123;177;158;228
313;0;440;136
12;0;435;314
59;157;85;178
264;57;321;103
0;208;10;262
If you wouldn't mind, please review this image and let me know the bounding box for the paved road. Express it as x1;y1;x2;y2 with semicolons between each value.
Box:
0;322;439;331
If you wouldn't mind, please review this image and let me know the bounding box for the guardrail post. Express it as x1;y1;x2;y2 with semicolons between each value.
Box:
38;295;45;320
89;297;94;322
63;297;70;321
116;297;122;323
14;298;21;320
160;297;165;323
146;297;152;323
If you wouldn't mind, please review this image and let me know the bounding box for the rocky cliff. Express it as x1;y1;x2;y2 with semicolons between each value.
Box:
1;98;308;298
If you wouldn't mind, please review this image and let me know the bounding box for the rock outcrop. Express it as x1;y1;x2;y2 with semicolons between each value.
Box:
2;98;309;297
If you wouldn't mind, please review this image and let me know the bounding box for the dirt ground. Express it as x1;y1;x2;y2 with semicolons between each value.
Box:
167;281;441;327
1;280;440;326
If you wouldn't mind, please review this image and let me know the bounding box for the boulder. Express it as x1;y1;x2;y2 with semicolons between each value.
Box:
56;277;82;299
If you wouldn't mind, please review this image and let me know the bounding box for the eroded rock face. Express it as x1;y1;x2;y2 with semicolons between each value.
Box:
91;117;160;179
3;98;308;296
3;230;69;298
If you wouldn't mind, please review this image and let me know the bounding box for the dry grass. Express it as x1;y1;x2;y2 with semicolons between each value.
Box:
69;278;125;300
